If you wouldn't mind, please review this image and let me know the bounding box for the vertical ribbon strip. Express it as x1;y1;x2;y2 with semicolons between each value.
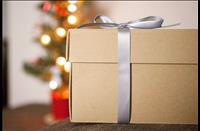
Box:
77;16;179;123
117;27;131;123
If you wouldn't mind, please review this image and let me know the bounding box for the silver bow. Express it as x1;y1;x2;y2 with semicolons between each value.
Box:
77;16;180;123
78;15;180;29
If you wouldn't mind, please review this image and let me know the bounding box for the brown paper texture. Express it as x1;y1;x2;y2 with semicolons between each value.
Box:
67;29;198;124
70;63;197;124
67;29;198;64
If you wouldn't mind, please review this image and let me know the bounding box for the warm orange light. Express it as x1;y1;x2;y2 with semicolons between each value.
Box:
68;0;77;4
56;57;66;66
62;89;69;99
56;27;66;37
49;80;58;90
67;4;77;13
67;15;77;25
41;34;51;45
64;62;71;72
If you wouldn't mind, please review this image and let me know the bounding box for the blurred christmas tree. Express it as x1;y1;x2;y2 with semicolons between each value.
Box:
23;1;97;121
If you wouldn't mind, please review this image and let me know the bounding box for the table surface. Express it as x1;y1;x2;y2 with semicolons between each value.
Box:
3;104;198;131
41;119;198;131
3;104;50;131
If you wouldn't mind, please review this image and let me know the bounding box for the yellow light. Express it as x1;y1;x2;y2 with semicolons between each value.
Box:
41;34;51;45
67;15;77;25
68;0;77;4
56;27;66;37
49;80;58;90
67;4;77;13
64;62;71;72
56;57;66;66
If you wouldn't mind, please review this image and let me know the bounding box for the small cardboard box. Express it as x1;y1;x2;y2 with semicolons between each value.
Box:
66;29;198;124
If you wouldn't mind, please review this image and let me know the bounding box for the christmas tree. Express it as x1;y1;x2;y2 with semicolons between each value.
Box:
23;1;96;120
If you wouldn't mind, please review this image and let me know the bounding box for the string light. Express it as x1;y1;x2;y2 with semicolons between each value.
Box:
49;80;58;90
41;34;51;45
67;4;77;13
68;0;77;4
56;27;66;37
64;62;71;72
56;57;66;66
67;15;77;25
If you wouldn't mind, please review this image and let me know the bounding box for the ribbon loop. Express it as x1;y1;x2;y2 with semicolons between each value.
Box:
94;15;114;23
127;16;163;29
78;15;180;29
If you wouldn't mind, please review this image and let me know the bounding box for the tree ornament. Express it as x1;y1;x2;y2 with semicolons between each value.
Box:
43;2;51;12
53;3;60;12
59;9;67;17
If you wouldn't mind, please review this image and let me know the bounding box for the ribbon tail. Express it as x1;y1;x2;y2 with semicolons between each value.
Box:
161;23;181;28
77;23;118;29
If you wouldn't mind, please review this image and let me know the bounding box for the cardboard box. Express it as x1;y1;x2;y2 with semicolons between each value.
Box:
66;29;198;124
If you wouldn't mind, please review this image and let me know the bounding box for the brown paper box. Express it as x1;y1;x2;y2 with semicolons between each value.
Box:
66;29;198;124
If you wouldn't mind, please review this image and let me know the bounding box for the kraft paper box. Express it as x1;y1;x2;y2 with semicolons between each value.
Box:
66;29;198;124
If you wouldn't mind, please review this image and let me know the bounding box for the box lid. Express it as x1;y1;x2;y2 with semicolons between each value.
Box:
66;29;198;64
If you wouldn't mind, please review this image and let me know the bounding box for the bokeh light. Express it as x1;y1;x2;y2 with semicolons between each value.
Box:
41;34;51;45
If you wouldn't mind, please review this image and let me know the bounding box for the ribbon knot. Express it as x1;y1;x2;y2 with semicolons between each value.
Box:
118;23;129;29
78;15;180;29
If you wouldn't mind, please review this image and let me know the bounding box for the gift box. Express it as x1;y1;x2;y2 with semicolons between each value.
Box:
66;29;198;124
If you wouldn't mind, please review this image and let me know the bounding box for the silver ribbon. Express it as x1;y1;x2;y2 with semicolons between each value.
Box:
78;16;180;123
